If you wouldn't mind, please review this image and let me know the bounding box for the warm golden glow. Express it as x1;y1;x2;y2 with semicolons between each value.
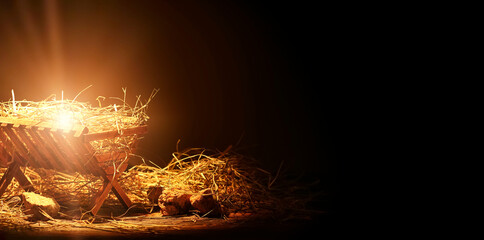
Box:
0;1;147;98
55;110;74;129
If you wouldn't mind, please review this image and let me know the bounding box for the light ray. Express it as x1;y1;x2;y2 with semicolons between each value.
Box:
45;0;64;87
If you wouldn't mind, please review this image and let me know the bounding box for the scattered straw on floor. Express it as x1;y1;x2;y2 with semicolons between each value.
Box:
1;146;281;214
1;145;318;231
1;89;319;232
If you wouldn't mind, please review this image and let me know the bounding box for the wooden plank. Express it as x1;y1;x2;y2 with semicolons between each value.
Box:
107;173;132;209
0;131;13;168
0;116;79;134
0;126;16;159
0;144;11;168
2;125;31;166
88;180;112;216
83;141;108;176
67;136;103;176
102;161;132;209
1;124;26;162
25;126;59;170
0;117;38;126
74;125;89;138
15;126;47;169
103;162;128;175
63;134;93;171
95;151;127;163
14;167;35;192
84;142;96;155
50;130;87;174
103;161;129;178
82;125;147;142
0;127;28;168
0;161;20;198
89;163;132;215
87;151;134;214
38;129;75;173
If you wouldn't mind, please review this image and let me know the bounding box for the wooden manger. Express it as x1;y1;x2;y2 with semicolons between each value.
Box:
0;116;148;216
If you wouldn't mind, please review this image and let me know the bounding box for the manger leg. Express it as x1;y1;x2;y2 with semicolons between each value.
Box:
103;163;132;209
14;169;35;192
0;162;19;198
88;180;113;216
108;176;133;209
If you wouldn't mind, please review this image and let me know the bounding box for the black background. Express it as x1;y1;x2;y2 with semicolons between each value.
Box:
0;0;340;218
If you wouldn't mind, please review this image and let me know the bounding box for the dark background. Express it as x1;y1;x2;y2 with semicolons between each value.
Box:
0;0;338;214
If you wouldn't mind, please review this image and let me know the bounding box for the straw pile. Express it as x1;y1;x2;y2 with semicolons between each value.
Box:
1;145;281;211
1;89;318;231
1;146;318;232
0;87;158;154
119;146;279;214
0;87;156;132
1;145;307;218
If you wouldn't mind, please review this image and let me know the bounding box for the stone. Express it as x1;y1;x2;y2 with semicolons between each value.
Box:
158;188;191;216
21;192;60;220
190;189;221;216
147;186;164;204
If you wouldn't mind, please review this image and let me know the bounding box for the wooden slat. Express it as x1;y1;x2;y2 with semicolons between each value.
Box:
0;130;13;168
95;151;127;163
38;128;75;173
0;144;11;168
128;138;140;156
0;128;28;168
83;141;107;176
111;182;132;209
89;162;132;215
66;136;103;176
82;125;147;142
74;125;89;138
0;132;15;157
64;134;94;171
88;180;112;216
0;126;15;159
103;162;128;175
0;116;79;134
50;130;87;174
0;161;34;196
105;168;132;209
1;124;31;166
0;161;19;197
25;126;59;170
13;167;35;192
15;126;48;169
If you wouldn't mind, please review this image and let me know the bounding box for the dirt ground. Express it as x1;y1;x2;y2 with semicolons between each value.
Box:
1;216;329;240
1;204;329;240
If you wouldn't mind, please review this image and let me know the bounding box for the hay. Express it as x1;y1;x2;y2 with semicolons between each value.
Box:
1;145;320;232
0;88;159;154
1;146;280;215
119;146;278;214
1;88;319;232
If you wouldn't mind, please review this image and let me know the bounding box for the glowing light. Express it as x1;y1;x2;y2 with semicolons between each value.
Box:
56;110;74;129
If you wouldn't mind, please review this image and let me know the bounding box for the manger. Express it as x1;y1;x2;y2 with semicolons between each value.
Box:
0;89;310;233
0;90;153;215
